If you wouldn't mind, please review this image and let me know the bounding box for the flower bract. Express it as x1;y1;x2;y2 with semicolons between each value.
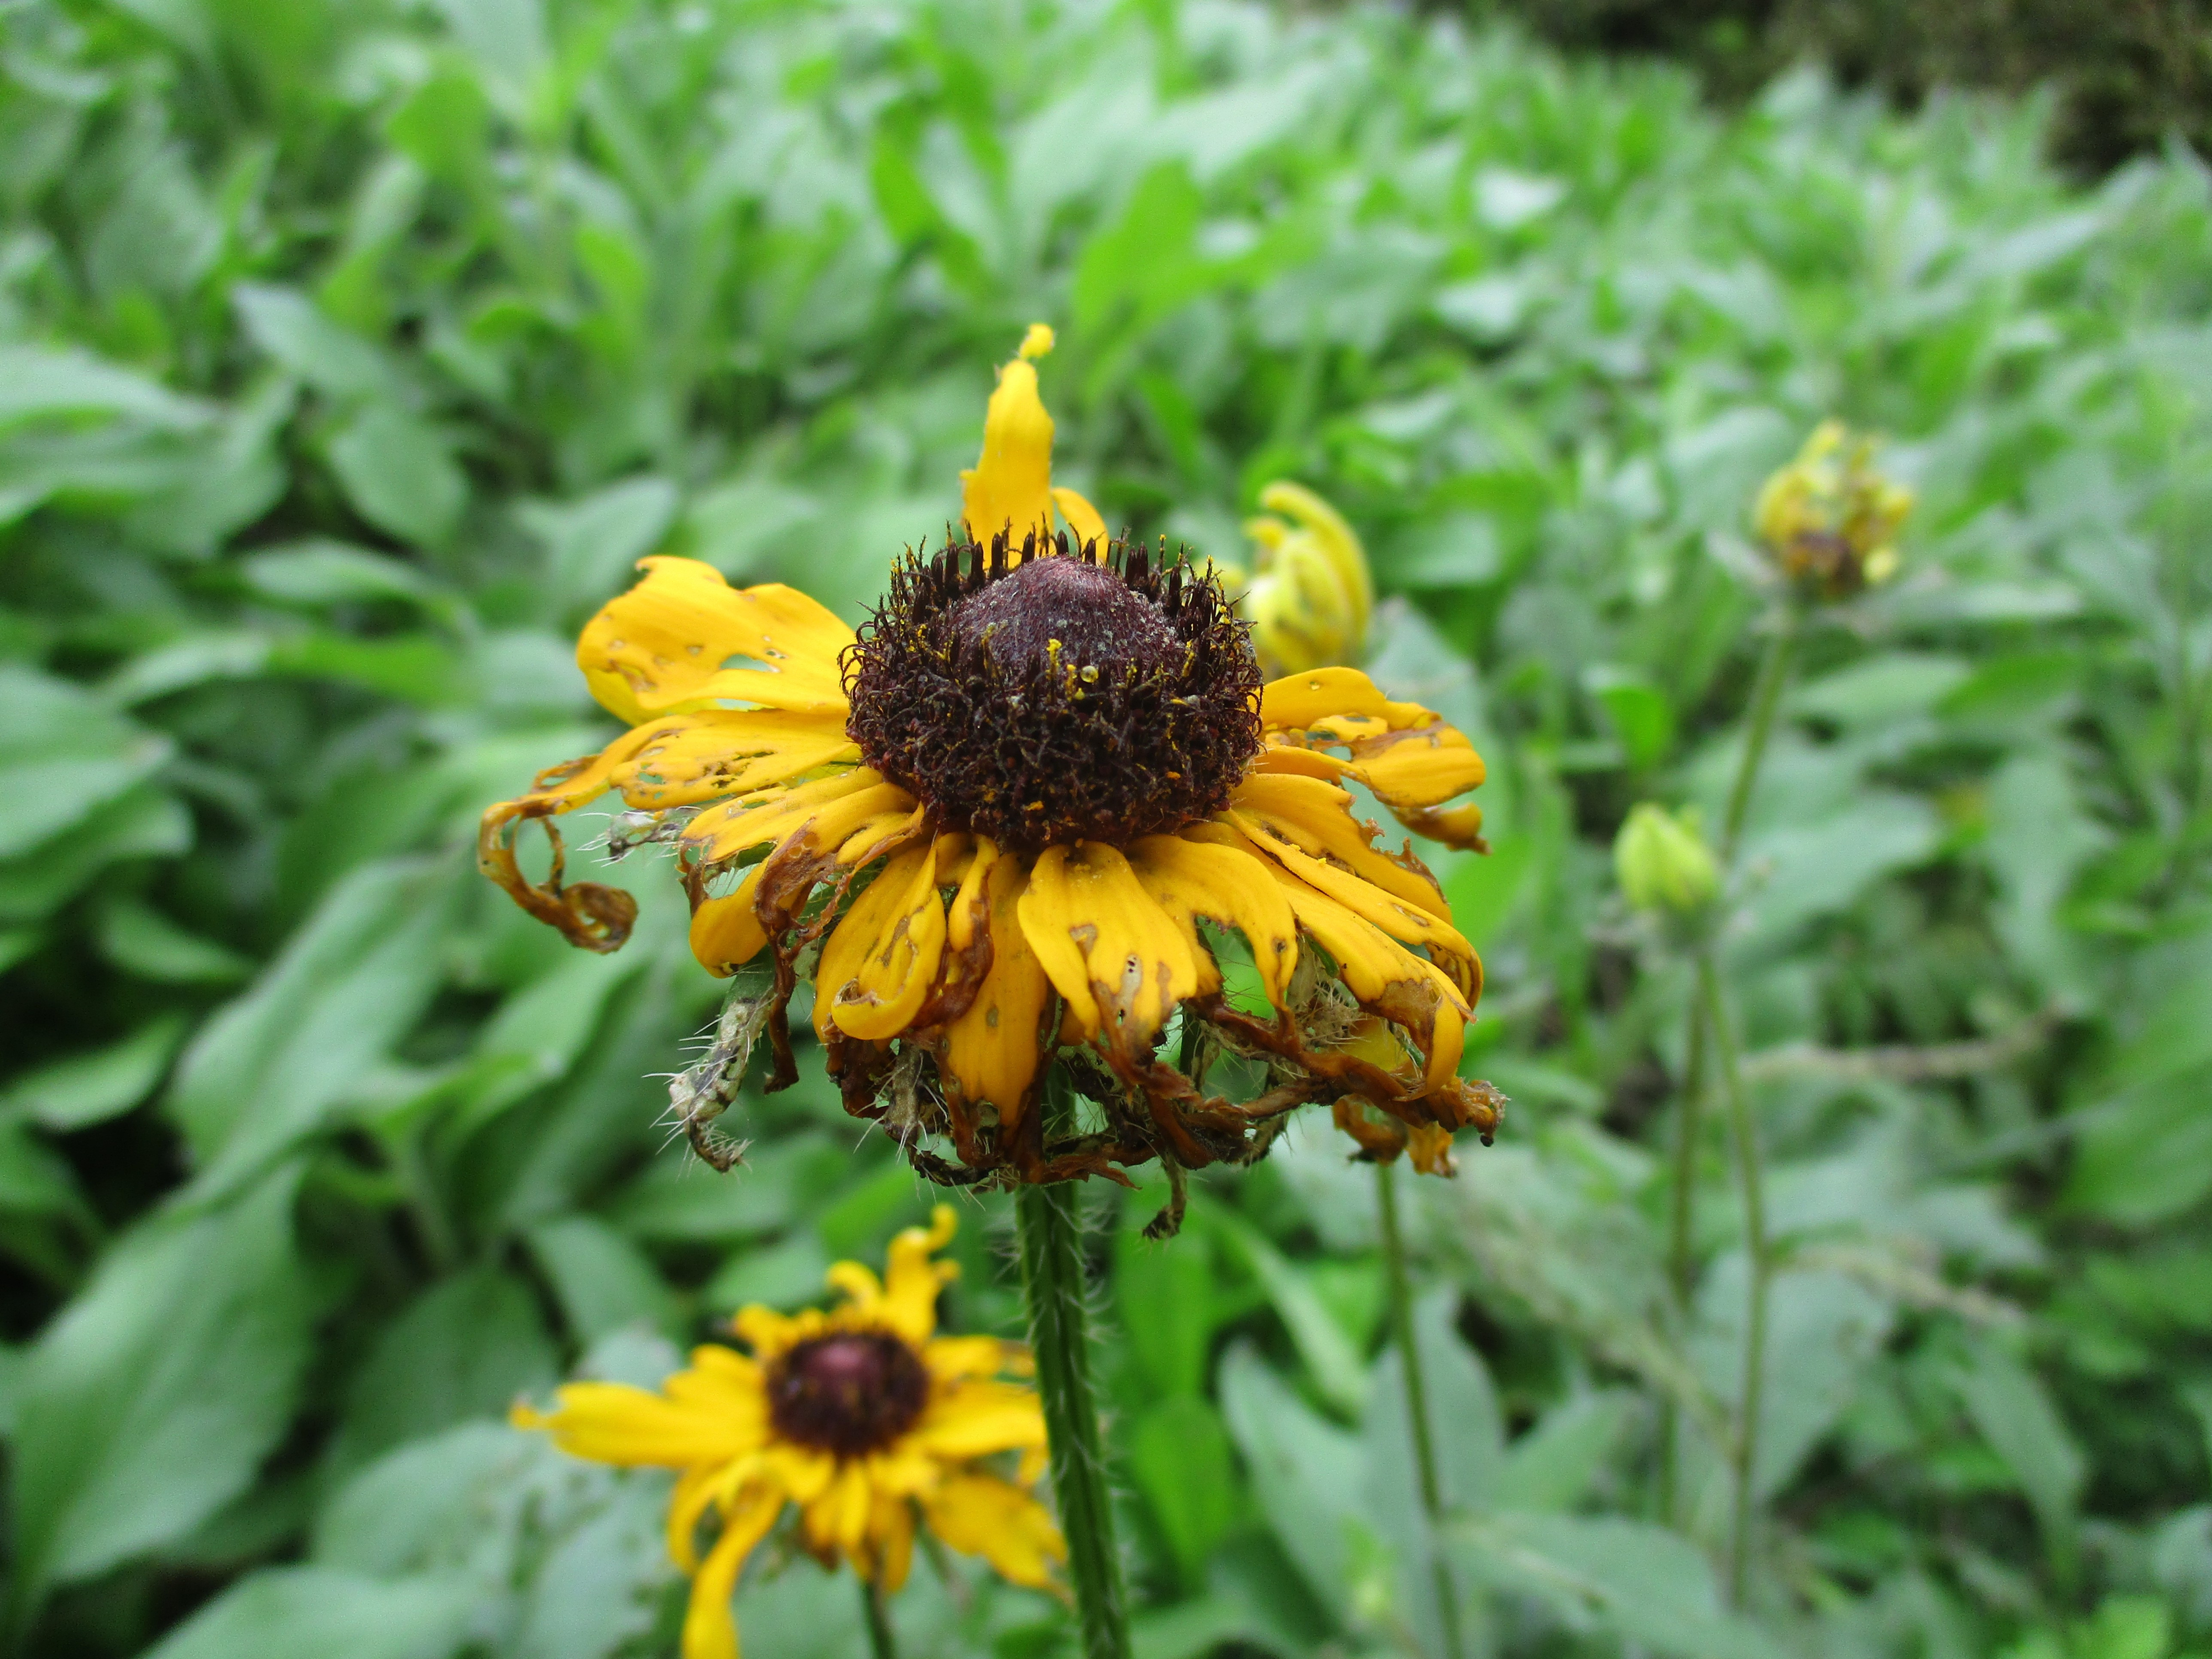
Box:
479;327;1503;1191
514;1208;1059;1659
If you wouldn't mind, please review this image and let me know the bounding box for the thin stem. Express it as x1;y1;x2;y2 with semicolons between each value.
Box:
861;1579;898;1659
1701;954;1768;1608
1720;608;1799;864
1658;982;1710;1522
1376;1160;1467;1659
1015;1068;1130;1659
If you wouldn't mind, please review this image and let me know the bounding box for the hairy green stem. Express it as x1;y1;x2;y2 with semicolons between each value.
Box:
1016;1068;1130;1659
1377;1160;1467;1659
1702;954;1768;1608
1657;985;1710;1522
1720;609;1799;863
862;1579;898;1659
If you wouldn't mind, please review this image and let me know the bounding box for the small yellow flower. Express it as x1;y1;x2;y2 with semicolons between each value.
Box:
514;1209;1060;1659
1220;481;1374;679
478;326;1501;1189
1753;420;1914;600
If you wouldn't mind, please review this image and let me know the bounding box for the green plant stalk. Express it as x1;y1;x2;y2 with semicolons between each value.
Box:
1657;986;1710;1522
1377;1159;1468;1659
1720;607;1800;863
1701;953;1768;1608
1016;1068;1131;1659
862;1579;898;1659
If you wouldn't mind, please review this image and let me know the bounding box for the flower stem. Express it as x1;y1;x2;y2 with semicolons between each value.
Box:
861;1579;898;1659
1720;607;1798;863
1700;953;1768;1607
1658;982;1709;1522
1015;1068;1130;1659
1376;1159;1467;1659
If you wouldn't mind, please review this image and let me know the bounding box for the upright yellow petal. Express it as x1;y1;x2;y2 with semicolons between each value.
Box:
879;1206;959;1344
960;325;1060;556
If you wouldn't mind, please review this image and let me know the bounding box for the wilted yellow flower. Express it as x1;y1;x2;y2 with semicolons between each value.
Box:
1754;420;1913;599
477;327;1500;1190
1615;803;1719;917
514;1209;1059;1659
1219;481;1374;679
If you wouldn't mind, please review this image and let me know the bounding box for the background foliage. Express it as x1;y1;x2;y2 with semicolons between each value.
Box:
2;1;2210;1656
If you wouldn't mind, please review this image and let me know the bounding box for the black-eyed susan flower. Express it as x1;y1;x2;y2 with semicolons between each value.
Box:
478;326;1501;1191
1754;420;1914;599
514;1209;1058;1659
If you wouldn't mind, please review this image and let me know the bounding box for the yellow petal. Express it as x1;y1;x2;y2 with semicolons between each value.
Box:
1016;841;1198;1050
1229;808;1476;995
1230;771;1451;921
578;557;852;722
608;709;860;810
1258;666;1486;851
879;1206;959;1344
923;1335;1026;1380
910;1380;1048;1459
1128;834;1300;1008
959;328;1060;556
817;840;948;1041
940;852;1053;1132
689;864;770;974
681;767;905;867
920;1473;1065;1590
681;1484;782;1659
513;1380;759;1468
1255;480;1372;644
1051;486;1107;552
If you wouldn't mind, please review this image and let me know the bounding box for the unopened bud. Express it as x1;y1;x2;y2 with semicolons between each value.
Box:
1754;421;1913;601
1235;481;1373;676
1615;802;1719;917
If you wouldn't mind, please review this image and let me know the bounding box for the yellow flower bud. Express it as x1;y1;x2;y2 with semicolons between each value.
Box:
1236;481;1373;677
1753;420;1914;601
1615;803;1720;917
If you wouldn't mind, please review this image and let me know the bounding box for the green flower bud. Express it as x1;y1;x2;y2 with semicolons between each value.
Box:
1615;802;1720;917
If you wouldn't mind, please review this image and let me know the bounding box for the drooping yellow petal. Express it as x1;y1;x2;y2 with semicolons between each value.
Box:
871;1489;917;1591
607;709;860;810
579;556;854;723
1229;771;1450;919
879;1206;959;1344
512;1380;761;1468
681;1484;783;1659
682;766;911;867
1127;834;1300;1008
816;839;948;1041
940;852;1053;1131
920;1473;1065;1590
1016;841;1199;1049
959;325;1060;556
689;865;770;975
478;733;658;953
1259;667;1487;850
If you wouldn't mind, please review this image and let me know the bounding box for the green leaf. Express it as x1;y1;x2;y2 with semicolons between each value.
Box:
1129;1395;1238;1577
0;1014;187;1131
169;858;459;1195
142;1567;477;1659
1950;1336;2085;1564
1115;1202;1216;1398
1218;1342;1366;1615
232;284;402;403
95;898;254;984
1457;1511;1775;1659
0;666;173;861
9;1165;316;1605
1585;666;1676;770
517;476;679;617
1494;1392;1631;1513
331;1266;557;1472
525;1215;681;1344
0;344;213;431
1209;1207;1369;1417
239;539;442;611
325;404;467;549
